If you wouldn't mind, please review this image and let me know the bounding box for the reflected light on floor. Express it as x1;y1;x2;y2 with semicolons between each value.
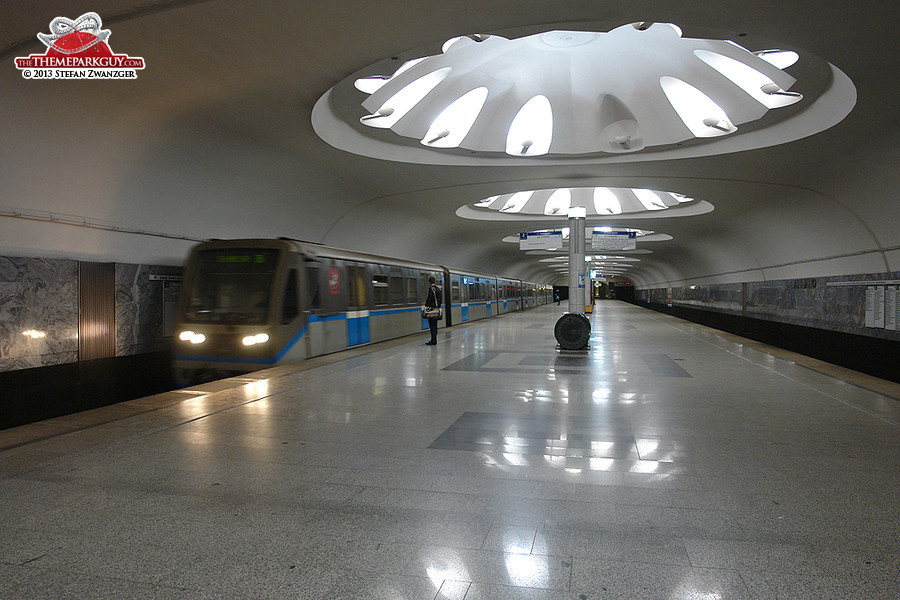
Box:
426;563;470;588
592;387;612;403
630;460;660;473
589;458;615;471
674;591;723;600
502;453;530;466
501;532;533;555
505;553;548;588
636;439;659;455
245;379;269;398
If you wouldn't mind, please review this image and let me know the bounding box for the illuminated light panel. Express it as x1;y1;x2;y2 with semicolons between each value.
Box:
634;188;669;210
756;49;799;69
660;76;736;137
500;191;533;213
475;195;499;207
354;57;427;94
506;95;552;156
695;50;802;109
421;87;489;147
593;187;622;215
544;189;572;215
361;67;451;128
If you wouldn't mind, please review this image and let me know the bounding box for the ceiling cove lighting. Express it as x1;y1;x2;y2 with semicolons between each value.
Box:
351;22;807;155
465;186;711;219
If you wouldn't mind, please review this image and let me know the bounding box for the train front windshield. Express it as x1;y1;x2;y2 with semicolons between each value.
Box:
184;249;280;324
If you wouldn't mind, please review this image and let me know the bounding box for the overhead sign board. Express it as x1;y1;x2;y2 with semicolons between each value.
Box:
592;231;637;250
519;231;563;250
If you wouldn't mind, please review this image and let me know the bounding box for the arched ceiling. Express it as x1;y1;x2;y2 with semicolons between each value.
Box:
1;0;897;287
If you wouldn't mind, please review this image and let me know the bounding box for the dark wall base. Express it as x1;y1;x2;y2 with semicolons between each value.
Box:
631;300;900;384
0;351;174;430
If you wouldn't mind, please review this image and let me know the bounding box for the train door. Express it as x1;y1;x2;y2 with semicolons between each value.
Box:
489;279;497;316
441;269;452;327
303;259;343;356
460;276;470;322
449;274;462;324
346;263;370;345
302;262;322;357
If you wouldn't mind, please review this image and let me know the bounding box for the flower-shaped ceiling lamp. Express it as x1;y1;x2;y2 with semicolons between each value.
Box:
353;22;805;156
469;187;712;218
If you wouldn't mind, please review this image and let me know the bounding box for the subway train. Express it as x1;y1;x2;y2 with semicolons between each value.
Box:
173;238;552;381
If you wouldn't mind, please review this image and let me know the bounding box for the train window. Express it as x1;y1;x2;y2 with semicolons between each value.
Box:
467;282;476;301
282;269;299;324
348;266;367;308
184;248;278;324
305;266;321;310
451;280;460;302
405;277;417;304
389;276;404;305
372;274;389;306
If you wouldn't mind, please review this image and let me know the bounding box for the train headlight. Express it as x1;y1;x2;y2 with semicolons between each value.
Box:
242;333;270;346
179;331;206;344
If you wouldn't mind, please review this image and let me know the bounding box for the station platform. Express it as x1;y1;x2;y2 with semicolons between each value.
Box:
1;301;898;599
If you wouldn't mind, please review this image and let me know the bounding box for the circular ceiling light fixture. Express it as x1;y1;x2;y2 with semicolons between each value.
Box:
459;186;713;220
313;22;855;165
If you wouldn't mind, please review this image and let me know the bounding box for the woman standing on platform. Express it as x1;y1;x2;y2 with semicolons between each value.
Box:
424;276;442;345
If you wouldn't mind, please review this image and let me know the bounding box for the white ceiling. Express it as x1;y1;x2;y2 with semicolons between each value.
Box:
1;0;897;287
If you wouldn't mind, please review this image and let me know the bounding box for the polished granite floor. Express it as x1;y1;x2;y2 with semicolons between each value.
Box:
1;301;898;599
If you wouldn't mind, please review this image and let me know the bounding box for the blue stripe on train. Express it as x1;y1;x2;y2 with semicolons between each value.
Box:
176;308;427;363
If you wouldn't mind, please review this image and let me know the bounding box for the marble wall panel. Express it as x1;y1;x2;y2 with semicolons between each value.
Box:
639;272;900;341
746;273;900;340
1;257;184;372
670;283;743;315
116;263;183;357
0;257;78;372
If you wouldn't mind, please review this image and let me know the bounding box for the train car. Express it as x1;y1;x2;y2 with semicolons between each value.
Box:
446;270;498;325
173;238;550;382
497;277;522;314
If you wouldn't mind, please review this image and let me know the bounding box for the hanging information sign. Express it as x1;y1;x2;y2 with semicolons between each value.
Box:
592;231;637;250
519;231;563;250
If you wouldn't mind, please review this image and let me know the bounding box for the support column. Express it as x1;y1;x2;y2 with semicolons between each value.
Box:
567;208;586;314
555;207;591;350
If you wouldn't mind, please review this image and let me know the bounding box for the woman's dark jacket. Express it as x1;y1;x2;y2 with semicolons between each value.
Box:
426;285;442;309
